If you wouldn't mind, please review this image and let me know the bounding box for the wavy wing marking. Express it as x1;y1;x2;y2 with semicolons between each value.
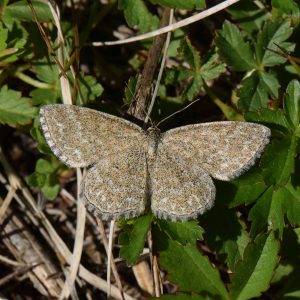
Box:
82;148;148;220
161;122;270;181
150;148;216;221
39;104;146;168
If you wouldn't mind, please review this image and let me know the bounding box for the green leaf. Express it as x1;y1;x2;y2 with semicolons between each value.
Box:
222;167;267;207
272;0;300;15
118;0;159;33
5;0;53;22
150;0;205;10
32;59;59;86
229;232;280;300
248;187;285;236
284;80;300;130
216;21;255;72
35;158;57;174
156;219;204;245
261;136;297;187
119;213;153;266
76;74;104;104
26;172;46;188
282;181;300;225
41;175;60;201
30;89;60;106
178;39;225;100
201;51;226;82
239;71;280;111
203;206;250;271
0;24;8;52
245;109;290;132
0;85;37;127
228;1;267;33
124;76;138;105
255;20;293;67
179;37;201;70
155;294;207;300
159;240;229;299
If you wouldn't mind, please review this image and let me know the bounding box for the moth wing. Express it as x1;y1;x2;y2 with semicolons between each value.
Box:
151;146;216;221
161;121;270;181
81;147;148;220
40;104;146;167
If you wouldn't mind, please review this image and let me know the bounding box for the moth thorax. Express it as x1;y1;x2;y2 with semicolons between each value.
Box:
147;127;161;158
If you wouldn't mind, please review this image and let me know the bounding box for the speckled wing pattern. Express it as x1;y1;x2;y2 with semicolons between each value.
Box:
151;147;216;221
40;104;146;168
160;122;271;181
40;104;148;219
82;148;147;220
150;121;270;220
40;104;270;221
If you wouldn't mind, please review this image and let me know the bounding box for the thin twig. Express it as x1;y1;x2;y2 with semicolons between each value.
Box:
97;218;125;300
145;9;174;124
26;0;68;78
107;220;116;299
0;187;16;223
59;169;86;300
93;0;240;46
127;8;171;121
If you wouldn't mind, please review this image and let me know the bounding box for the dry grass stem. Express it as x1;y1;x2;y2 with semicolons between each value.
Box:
93;0;241;46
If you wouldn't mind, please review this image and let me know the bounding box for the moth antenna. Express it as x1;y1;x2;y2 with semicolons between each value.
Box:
107;220;116;299
156;98;201;127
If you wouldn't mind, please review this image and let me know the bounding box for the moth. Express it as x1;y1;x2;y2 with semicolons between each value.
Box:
40;104;270;221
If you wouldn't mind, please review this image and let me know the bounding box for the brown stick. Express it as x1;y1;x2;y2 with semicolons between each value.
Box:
127;8;171;121
126;8;171;297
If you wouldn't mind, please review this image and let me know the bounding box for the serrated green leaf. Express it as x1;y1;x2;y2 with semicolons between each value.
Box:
119;213;153;266
0;24;8;51
156;219;203;245
35;158;57;174
228;1;267;33
32;59;59;86
30;89;60;105
239;71;280;111
76;74;103;104
178;39;225;100
229;232;279;300
0;85;37;127
261;136;297;187
272;0;299;15
245;109;290;132
203;206;250;270
5;0;52;22
284;80;300;130
201;52;226;82
184;72;203;100
221;167;267;207
248;187;285;236
150;0;205;10
159;240;229;299
118;0;159;33
216;21;255;72
255;20;293;67
179;38;201;70
282;181;300;225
